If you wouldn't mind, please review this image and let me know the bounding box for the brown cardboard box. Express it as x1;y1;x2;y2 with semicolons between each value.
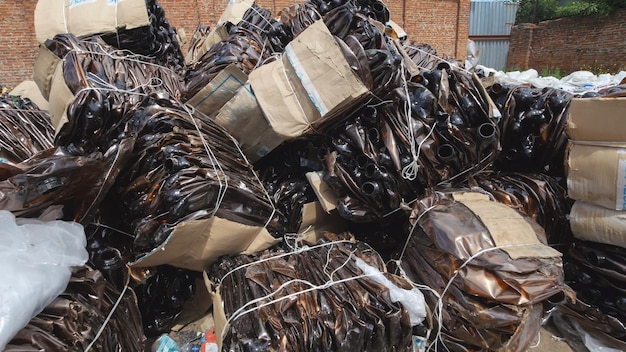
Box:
566;142;626;210
570;200;626;248
566;97;626;142
34;0;149;43
249;20;369;139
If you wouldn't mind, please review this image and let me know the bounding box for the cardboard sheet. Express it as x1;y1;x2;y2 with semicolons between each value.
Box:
9;81;49;111
570;200;626;249
454;192;561;259
306;171;338;213
35;0;150;43
130;216;277;272
566;97;626;142
213;83;284;163
566;142;626;210
47;62;74;133
187;65;248;116
33;45;61;101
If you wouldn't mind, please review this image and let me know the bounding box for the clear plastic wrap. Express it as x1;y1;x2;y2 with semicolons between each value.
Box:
0;211;88;350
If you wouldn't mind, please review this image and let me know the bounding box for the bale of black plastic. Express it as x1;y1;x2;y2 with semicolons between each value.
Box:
396;191;565;352
208;232;429;352
318;65;500;223
254;138;325;233
551;240;626;350
182;27;267;102
563;241;626;327
0;90;54;165
134;265;202;337
4;266;145;352
44;33;182;153
0;148;109;220
487;84;572;175
105;96;283;257
95;0;184;70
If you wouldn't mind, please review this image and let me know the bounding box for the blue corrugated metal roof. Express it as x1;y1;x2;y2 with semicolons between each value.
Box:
469;1;519;36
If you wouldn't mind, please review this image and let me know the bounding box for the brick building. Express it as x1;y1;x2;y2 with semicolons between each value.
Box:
0;0;470;88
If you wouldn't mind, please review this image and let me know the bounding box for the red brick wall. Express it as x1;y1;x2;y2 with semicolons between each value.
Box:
0;0;469;88
0;0;38;89
507;9;626;73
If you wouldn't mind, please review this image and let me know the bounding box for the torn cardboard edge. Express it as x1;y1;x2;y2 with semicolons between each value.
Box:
130;216;280;272
452;192;561;260
34;0;150;44
566;141;626;211
567;97;626;142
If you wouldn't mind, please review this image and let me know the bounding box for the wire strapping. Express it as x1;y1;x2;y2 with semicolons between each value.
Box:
176;101;228;218
84;283;129;352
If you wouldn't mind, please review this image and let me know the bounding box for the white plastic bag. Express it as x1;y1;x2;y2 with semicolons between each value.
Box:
0;210;88;350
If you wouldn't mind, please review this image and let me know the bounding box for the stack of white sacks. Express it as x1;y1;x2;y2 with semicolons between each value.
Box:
566;96;626;247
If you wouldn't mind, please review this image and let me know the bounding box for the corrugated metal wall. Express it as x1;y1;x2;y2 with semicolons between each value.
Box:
469;0;518;70
474;40;510;71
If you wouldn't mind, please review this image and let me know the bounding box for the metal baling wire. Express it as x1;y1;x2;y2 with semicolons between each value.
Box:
76;41;181;76
176;102;229;217
435;151;495;187
84;283;129;352
218;240;355;286
247;3;274;29
399;59;421;181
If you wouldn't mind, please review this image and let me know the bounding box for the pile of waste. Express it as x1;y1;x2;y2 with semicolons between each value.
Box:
1;0;625;351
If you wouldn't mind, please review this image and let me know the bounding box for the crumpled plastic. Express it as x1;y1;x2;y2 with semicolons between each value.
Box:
0;90;54;165
209;232;428;352
0;210;88;350
557;240;626;349
397;191;565;351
